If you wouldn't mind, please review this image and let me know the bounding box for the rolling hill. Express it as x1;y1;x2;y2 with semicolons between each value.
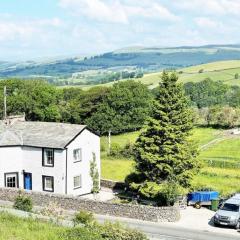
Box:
140;60;240;88
2;44;240;82
78;60;240;90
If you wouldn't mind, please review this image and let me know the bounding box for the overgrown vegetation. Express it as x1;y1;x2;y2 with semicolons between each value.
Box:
0;211;148;240
73;211;95;226
13;192;33;212
90;156;100;194
70;210;148;240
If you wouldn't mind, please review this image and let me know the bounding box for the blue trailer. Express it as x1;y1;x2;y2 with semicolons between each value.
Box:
188;191;219;209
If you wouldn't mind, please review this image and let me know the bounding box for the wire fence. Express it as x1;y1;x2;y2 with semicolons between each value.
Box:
205;159;240;169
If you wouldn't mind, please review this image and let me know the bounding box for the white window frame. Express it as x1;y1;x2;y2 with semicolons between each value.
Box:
42;176;54;192
5;172;18;188
43;148;54;167
73;175;82;189
73;148;82;163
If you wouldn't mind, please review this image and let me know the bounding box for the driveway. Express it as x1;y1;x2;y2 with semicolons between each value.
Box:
163;206;239;236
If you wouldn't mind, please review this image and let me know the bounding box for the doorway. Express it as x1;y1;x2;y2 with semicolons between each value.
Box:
23;172;32;190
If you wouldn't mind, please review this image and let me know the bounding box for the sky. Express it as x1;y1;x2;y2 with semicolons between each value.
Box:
0;0;240;61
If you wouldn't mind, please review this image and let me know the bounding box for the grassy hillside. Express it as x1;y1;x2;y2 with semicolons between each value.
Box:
2;44;240;81
179;60;240;86
101;127;240;195
140;60;240;88
78;60;240;90
0;212;64;240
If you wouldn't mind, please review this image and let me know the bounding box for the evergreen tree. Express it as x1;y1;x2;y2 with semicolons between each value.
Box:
128;72;200;202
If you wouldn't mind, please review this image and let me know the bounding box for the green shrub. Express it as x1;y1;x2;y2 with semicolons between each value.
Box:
64;218;148;240
109;143;122;157
94;221;148;240
60;227;103;240
13;193;33;212
73;211;95;226
121;142;134;158
134;182;181;206
109;142;134;158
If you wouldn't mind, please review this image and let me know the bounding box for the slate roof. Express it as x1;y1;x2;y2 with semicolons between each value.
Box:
0;121;87;149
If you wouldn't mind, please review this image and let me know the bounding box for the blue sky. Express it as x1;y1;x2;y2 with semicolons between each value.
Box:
0;0;240;60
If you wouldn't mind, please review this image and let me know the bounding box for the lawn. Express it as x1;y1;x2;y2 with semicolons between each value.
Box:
101;131;140;181
101;127;222;181
0;212;65;240
101;127;240;195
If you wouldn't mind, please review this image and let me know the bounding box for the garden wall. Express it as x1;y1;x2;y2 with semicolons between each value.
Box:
0;187;180;222
101;179;126;190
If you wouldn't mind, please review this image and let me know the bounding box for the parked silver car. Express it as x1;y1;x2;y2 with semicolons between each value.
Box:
214;194;240;229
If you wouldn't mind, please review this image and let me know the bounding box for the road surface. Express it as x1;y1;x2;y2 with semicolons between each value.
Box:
96;214;240;240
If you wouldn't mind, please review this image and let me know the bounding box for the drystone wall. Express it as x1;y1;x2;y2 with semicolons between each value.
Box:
0;187;180;222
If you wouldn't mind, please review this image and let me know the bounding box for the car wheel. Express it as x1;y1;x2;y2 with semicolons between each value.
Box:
213;222;219;227
235;221;240;230
194;202;201;209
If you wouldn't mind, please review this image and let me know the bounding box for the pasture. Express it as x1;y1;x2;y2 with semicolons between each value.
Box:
101;127;240;195
79;60;240;90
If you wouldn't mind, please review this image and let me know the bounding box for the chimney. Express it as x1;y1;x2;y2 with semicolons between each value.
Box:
5;113;26;126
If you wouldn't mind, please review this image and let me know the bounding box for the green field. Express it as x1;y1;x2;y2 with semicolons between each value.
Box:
101;127;240;195
0;212;64;240
142;60;240;88
79;60;240;90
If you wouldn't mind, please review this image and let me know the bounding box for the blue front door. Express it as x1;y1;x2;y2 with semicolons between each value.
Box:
24;173;32;190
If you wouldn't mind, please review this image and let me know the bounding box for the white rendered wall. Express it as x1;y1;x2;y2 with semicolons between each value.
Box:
22;147;66;194
0;147;23;188
0;129;100;196
0;146;66;194
66;129;100;196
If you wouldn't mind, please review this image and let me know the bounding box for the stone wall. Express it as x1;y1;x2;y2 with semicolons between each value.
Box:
101;179;126;190
0;187;180;222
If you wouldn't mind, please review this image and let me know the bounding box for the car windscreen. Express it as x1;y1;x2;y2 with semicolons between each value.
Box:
221;203;239;212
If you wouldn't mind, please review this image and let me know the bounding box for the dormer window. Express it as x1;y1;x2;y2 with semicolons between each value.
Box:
73;148;82;163
42;148;54;167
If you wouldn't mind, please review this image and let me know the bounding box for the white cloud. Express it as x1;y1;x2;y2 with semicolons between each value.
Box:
59;0;179;23
195;17;220;28
59;0;128;24
173;0;240;16
0;18;63;42
125;3;179;21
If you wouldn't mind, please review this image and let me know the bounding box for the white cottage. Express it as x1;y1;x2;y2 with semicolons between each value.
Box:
0;116;100;196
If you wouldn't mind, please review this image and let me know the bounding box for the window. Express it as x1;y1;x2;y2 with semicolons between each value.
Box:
73;175;82;189
73;149;82;162
42;148;54;167
42;176;54;192
5;172;19;188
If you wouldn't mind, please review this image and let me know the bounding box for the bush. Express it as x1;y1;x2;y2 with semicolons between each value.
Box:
109;142;134;158
133;182;181;206
109;143;122;157
121;142;134;158
93;221;148;240
60;227;103;240
73;211;95;226
13;193;33;212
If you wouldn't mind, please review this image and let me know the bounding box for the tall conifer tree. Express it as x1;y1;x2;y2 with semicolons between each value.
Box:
131;72;200;198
